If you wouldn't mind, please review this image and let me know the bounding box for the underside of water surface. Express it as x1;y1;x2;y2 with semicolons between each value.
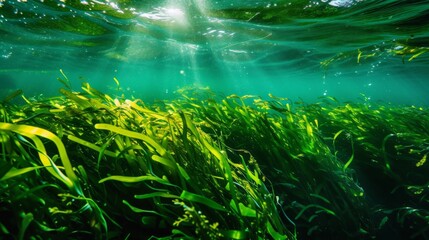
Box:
1;0;429;239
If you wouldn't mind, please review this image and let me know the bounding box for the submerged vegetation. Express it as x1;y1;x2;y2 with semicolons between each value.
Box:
1;78;429;239
320;40;429;71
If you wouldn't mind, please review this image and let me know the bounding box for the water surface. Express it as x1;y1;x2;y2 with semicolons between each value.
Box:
1;0;428;104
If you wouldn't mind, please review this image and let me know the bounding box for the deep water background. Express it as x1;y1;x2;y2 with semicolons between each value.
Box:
1;0;429;105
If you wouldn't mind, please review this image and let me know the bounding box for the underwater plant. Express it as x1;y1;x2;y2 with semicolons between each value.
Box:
298;97;429;239
1;82;295;239
1;78;428;239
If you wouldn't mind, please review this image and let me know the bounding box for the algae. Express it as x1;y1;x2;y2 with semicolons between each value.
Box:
1;79;428;239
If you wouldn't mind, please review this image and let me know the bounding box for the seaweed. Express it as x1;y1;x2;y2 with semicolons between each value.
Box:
1;79;428;239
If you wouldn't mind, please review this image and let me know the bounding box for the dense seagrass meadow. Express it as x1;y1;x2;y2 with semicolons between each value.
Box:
1;80;428;239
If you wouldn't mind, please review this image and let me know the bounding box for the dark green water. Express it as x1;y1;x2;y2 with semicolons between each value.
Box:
1;0;429;104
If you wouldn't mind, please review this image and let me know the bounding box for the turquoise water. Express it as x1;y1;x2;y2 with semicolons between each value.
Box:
1;0;429;104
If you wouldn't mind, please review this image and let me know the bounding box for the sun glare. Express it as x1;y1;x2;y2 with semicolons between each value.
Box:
139;3;188;27
164;7;186;23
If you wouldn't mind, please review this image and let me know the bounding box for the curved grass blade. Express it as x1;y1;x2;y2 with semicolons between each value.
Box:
176;163;191;182
67;134;117;157
59;88;92;109
99;174;177;188
343;138;354;171
1;89;23;103
295;204;336;220
123;200;169;219
95;123;167;156
151;155;176;169
58;69;72;90
222;230;249;240
0;166;45;181
0;123;80;193
180;190;227;212
229;200;256;217
134;192;179;200
18;212;34;240
267;221;287;240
